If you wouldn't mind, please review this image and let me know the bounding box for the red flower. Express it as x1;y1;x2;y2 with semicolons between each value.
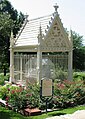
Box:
8;88;10;91
26;94;29;97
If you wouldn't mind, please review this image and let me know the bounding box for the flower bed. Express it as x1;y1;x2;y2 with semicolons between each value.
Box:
53;80;85;108
0;79;85;115
0;83;40;112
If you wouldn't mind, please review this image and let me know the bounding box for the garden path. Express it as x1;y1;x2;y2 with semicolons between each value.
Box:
46;110;85;119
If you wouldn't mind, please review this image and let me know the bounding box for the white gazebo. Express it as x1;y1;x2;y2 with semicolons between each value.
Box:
9;4;73;84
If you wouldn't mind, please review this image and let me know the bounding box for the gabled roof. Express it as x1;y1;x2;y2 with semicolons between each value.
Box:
14;5;72;52
42;13;71;52
14;14;53;47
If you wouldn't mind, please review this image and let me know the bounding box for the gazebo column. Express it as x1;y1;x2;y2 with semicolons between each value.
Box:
10;48;14;83
37;26;42;83
37;47;42;83
10;31;14;83
20;54;23;80
68;50;73;80
68;30;73;80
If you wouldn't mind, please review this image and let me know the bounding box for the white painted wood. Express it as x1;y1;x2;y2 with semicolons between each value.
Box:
14;13;70;52
15;14;52;47
10;31;14;82
68;50;73;80
68;30;73;80
37;26;42;83
11;5;73;83
14;8;71;52
20;54;23;80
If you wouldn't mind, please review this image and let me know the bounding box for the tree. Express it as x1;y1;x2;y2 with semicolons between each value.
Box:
0;0;25;75
72;31;85;71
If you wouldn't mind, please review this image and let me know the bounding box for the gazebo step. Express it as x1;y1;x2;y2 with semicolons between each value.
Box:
24;108;41;116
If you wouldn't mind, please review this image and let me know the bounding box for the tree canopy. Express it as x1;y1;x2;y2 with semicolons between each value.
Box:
72;31;85;71
0;0;25;75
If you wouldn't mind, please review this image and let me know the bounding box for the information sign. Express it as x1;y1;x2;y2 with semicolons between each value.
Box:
42;79;52;97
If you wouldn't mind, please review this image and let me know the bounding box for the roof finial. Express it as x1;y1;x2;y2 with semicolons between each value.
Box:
54;3;59;13
24;13;29;20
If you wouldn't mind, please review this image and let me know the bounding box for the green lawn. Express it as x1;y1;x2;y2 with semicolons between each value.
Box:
0;105;85;119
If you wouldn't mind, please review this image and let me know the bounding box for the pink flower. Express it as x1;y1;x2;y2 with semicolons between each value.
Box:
6;97;9;101
59;83;65;89
11;90;15;94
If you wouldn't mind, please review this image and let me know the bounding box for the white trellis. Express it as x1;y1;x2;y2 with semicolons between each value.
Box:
13;53;68;83
9;4;73;84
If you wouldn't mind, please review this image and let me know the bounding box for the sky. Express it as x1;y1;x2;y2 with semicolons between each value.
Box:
8;0;85;45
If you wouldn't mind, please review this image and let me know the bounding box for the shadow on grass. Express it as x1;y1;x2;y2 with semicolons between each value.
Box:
49;112;66;116
0;111;11;119
0;106;26;119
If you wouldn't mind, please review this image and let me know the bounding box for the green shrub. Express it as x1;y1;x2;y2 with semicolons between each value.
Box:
55;67;68;80
0;83;40;111
1;76;85;111
0;84;19;100
0;73;9;85
73;72;85;81
53;80;85;108
27;83;40;108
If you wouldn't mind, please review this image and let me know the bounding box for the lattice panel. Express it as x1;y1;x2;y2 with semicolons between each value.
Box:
14;53;68;82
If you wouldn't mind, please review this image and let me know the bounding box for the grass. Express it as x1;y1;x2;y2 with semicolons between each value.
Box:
0;105;85;119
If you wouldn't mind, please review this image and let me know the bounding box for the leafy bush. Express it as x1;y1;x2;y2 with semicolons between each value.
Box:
0;83;40;111
27;83;40;108
73;72;85;81
1;77;85;111
9;89;27;110
0;73;9;85
53;80;85;108
0;84;9;99
54;64;68;80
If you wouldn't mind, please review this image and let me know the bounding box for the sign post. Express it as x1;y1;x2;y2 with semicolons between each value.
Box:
40;78;54;113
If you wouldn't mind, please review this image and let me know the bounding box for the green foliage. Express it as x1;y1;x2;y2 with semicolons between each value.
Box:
55;69;67;80
72;31;85;70
0;83;11;99
0;83;40;111
73;48;85;70
27;83;40;108
73;72;85;81
72;31;83;49
1;73;85;111
53;80;85;108
0;73;9;85
0;0;25;74
7;86;29;111
55;64;68;80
